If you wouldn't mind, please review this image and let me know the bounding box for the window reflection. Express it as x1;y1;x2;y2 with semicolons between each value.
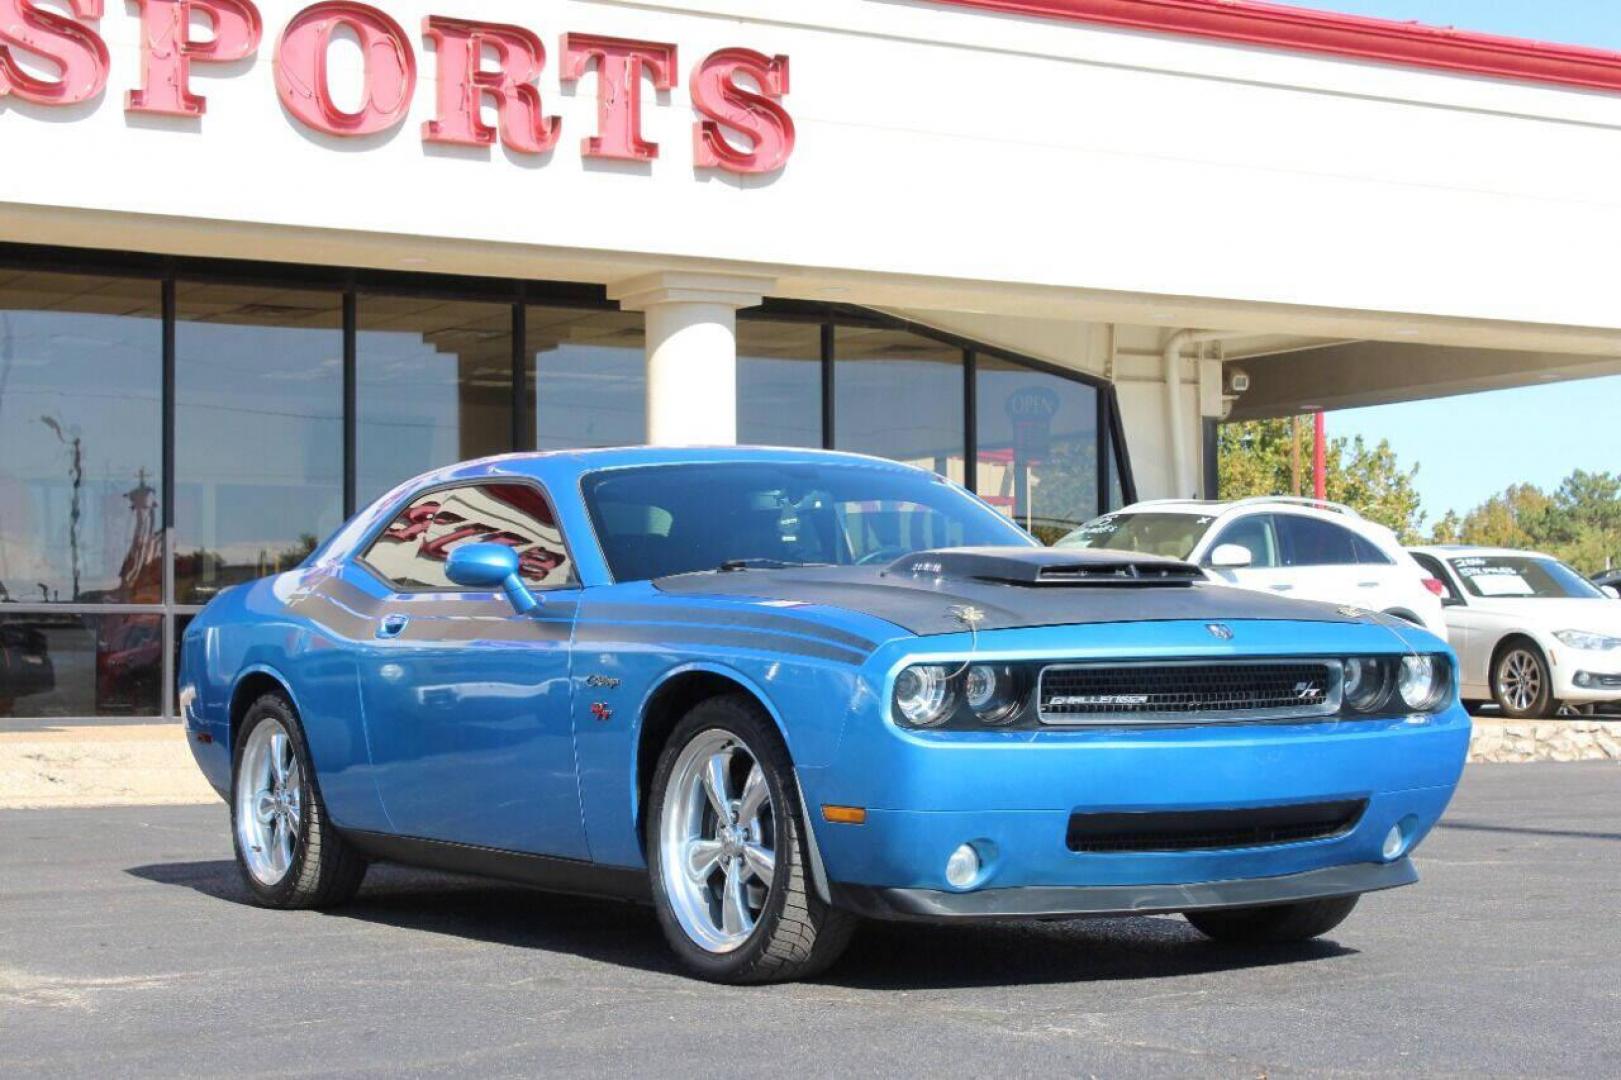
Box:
976;356;1100;544
0;272;162;604
0;612;162;719
738;320;822;448
357;297;514;505
526;307;646;449
834;328;964;481
175;283;343;604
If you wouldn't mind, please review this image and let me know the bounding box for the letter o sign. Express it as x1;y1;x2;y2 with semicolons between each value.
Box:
275;1;416;136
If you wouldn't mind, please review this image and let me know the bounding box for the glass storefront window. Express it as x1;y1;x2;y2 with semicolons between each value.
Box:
0;612;162;719
975;356;1101;544
527;306;646;450
833;328;964;481
175;282;343;604
0;272;162;605
738;320;822;448
357;296;514;505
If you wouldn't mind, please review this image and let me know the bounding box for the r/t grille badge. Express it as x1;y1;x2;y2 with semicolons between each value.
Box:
1206;623;1234;641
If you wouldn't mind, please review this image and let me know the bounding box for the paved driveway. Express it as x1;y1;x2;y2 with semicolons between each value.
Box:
3;764;1618;1077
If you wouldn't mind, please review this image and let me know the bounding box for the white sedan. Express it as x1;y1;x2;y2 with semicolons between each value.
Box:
1409;545;1621;718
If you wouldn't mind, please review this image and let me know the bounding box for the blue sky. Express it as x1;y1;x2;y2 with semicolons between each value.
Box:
1289;1;1621;528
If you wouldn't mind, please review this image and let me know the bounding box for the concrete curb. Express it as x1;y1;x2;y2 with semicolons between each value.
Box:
1468;717;1621;764
0;725;220;809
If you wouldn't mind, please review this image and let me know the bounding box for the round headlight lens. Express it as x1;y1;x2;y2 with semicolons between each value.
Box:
1343;657;1394;713
1397;655;1447;712
963;664;1022;725
894;664;953;727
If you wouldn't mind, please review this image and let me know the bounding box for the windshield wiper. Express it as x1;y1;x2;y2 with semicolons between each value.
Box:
716;558;825;573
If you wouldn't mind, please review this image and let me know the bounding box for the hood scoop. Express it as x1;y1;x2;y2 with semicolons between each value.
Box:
884;547;1203;588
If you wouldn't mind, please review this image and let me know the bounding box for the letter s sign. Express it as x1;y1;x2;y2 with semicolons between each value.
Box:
691;48;793;175
0;0;109;105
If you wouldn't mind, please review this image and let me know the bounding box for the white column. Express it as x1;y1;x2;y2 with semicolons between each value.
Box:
607;271;776;446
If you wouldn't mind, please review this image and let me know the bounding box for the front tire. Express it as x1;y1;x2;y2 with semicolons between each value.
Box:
647;695;856;983
231;692;367;909
1185;895;1359;944
1492;643;1559;720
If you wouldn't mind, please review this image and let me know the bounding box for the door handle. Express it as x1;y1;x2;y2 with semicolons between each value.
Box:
1358;581;1380;588
1269;584;1294;592
376;614;408;639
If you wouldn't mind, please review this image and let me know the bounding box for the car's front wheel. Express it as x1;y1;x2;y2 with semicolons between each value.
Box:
231;692;367;908
647;695;856;983
1492;643;1558;720
1184;895;1359;944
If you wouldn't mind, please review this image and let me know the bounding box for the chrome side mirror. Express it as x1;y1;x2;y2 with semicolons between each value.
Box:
445;543;539;614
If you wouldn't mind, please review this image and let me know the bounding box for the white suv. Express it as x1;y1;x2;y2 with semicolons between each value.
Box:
1056;498;1447;635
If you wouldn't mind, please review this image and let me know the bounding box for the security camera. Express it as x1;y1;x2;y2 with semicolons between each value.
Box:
1225;367;1251;396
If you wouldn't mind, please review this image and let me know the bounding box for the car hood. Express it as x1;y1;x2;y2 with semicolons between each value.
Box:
654;547;1374;637
1460;597;1621;633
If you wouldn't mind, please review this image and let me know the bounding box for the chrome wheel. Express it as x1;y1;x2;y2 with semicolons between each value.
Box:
1498;649;1544;714
235;718;303;887
658;729;777;954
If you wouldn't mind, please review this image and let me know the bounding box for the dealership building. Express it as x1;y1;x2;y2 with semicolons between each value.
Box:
3;0;1621;721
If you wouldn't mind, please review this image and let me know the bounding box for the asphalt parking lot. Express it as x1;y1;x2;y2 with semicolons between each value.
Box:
3;765;1618;1078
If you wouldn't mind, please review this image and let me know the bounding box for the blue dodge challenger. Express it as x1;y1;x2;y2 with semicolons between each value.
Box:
180;447;1470;983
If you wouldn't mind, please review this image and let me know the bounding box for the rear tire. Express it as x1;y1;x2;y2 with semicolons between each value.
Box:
647;694;857;983
1185;895;1359;944
231;692;367;909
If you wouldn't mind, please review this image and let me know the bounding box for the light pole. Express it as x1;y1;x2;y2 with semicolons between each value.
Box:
41;415;84;602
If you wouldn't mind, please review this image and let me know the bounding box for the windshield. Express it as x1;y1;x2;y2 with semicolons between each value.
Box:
582;462;1036;582
1448;555;1605;600
1055;512;1215;560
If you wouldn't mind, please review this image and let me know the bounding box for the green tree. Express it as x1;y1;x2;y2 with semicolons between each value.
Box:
1440;470;1621;575
1218;418;1428;542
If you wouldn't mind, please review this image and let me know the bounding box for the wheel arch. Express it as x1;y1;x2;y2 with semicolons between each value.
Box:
227;665;302;758
631;663;792;856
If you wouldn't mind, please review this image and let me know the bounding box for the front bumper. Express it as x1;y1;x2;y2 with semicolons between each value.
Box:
832;857;1416;921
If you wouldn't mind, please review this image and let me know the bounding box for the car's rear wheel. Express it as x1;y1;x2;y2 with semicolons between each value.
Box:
648;695;856;983
231;692;367;908
1492;643;1558;720
1184;895;1359;944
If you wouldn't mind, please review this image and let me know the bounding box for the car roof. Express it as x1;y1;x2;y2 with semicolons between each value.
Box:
1409;544;1557;561
416;445;929;485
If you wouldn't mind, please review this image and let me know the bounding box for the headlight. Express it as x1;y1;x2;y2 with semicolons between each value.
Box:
1342;657;1395;713
1553;630;1621;651
1397;654;1449;712
893;664;954;728
963;664;1023;726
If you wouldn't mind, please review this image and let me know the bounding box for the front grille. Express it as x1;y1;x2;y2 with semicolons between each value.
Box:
1067;800;1367;853
1038;660;1342;726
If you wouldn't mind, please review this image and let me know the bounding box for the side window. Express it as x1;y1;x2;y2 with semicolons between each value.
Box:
362;482;574;591
1349;533;1394;565
1277;515;1358;567
1412;552;1462;603
1207;514;1280;569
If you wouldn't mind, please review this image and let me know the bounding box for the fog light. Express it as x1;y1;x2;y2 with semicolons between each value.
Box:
1382;825;1404;861
945;843;981;889
1575;672;1593;689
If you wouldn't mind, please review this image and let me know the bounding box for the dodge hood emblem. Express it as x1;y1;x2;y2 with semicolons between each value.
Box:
1206;623;1234;640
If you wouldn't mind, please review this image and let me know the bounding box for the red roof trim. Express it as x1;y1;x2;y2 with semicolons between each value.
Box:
924;0;1621;93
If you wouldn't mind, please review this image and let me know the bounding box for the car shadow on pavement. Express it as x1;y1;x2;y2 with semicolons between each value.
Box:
126;859;1354;988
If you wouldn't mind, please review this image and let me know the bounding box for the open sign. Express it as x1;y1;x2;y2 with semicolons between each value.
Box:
1006;386;1060;459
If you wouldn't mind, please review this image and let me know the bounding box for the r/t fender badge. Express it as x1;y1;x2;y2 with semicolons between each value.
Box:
1205;623;1234;640
590;702;613;722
